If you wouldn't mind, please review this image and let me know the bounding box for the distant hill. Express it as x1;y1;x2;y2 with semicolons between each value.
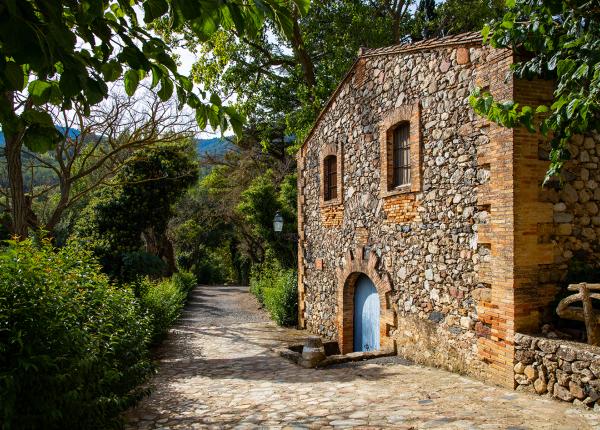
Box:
0;131;234;158
0;127;79;147
195;136;234;157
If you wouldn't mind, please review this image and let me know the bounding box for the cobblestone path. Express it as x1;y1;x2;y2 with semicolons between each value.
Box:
125;285;600;429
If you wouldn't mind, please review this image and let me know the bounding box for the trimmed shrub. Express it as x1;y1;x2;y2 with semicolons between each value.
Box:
262;269;298;326
0;239;154;430
136;278;187;344
249;251;280;305
172;270;197;296
250;251;298;327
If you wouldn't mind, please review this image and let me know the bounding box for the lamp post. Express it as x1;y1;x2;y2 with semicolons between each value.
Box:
273;211;284;233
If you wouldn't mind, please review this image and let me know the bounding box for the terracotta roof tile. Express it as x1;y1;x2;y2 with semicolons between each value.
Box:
362;32;482;57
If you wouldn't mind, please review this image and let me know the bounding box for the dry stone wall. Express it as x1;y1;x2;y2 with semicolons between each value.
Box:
543;132;600;283
515;334;600;411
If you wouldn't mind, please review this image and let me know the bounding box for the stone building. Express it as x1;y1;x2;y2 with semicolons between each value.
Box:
297;32;600;405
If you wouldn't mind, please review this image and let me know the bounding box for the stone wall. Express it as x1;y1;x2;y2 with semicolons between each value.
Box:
515;333;600;410
542;131;600;293
299;39;503;380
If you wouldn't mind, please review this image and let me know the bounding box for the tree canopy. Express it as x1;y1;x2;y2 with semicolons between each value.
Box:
0;0;307;237
470;0;600;178
0;0;309;150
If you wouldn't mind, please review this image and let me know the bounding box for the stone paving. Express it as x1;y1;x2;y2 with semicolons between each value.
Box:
125;285;600;429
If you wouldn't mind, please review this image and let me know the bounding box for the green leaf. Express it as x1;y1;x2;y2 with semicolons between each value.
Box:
28;80;53;105
101;61;123;82
195;105;208;129
207;105;219;129
226;4;245;34
124;69;139;96
226;108;244;136
22;124;60;153
556;59;575;78
85;78;107;105
143;0;169;23
21;109;54;127
566;99;580;119
187;93;201;109
505;0;515;8
59;70;81;98
150;65;163;88
481;25;490;44
293;0;310;16
209;92;222;107
172;0;201;20
4;61;25;90
157;77;174;101
178;75;193;92
547;53;559;71
573;63;589;79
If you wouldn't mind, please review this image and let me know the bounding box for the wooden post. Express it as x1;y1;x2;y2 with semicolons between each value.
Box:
556;283;600;346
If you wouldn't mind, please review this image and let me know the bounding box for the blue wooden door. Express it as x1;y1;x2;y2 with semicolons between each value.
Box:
353;275;380;352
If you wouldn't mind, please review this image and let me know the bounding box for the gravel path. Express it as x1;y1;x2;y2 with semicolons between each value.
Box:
125;285;600;429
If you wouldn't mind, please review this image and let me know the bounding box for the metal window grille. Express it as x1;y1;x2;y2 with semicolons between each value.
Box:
324;156;337;201
392;124;410;187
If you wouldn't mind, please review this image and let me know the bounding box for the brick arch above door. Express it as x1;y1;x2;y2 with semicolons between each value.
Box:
335;246;397;354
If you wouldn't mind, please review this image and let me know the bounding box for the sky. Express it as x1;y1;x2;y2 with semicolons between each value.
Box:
175;47;197;77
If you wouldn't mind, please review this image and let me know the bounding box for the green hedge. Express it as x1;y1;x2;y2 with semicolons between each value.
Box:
0;239;154;429
250;252;297;327
172;270;197;297
136;275;189;344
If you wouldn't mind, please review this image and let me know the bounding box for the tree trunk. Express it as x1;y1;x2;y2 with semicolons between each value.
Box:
290;9;316;92
5;132;28;239
391;0;405;43
159;234;177;276
45;178;71;233
142;227;160;256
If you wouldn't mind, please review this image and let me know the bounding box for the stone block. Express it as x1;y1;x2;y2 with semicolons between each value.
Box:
554;383;575;402
590;359;600;377
428;311;444;323
456;47;470;65
524;365;537;381
571;360;590;373
534;378;548;394
515;349;536;365
514;362;525;374
569;381;586;400
557;346;576;362
556;369;570;386
537;339;558;354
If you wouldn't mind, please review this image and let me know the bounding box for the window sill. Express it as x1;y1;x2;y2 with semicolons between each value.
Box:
320;197;343;208
379;185;413;198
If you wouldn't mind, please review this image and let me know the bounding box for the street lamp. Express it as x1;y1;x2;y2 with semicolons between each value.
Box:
273;211;284;233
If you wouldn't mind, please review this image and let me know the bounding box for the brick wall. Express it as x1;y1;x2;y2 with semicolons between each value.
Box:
383;194;419;223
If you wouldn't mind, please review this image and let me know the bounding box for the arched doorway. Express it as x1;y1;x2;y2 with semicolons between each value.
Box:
353;275;380;352
335;246;396;354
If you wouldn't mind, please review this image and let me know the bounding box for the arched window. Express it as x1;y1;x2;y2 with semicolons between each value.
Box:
324;155;337;201
392;123;411;187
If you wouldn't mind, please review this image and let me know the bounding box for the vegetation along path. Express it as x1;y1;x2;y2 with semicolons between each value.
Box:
126;286;600;429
